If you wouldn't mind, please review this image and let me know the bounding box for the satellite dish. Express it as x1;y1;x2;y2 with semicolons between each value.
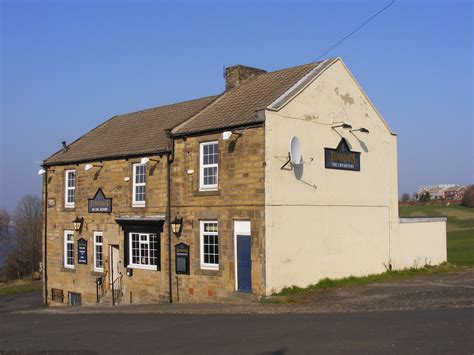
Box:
289;136;302;165
38;169;46;175
222;131;232;140
84;164;93;171
140;157;150;165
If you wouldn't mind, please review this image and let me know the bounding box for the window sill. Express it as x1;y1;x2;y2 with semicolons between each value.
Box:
60;267;76;273
194;190;220;197
132;204;146;208
201;264;219;271
91;270;104;276
127;264;158;271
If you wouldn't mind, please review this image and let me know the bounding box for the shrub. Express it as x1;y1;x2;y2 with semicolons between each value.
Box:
462;185;474;208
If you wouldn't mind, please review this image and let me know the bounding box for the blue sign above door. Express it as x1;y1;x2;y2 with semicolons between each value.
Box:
324;138;360;171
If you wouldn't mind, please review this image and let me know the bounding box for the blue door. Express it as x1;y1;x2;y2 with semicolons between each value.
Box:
237;235;252;292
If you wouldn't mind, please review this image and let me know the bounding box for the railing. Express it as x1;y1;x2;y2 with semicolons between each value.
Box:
111;273;122;306
96;276;105;303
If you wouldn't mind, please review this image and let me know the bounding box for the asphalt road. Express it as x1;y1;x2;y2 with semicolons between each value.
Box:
1;271;473;354
1;308;473;354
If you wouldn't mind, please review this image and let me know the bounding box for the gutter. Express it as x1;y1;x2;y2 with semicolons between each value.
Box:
43;150;170;167
42;164;48;306
165;129;174;303
171;121;264;139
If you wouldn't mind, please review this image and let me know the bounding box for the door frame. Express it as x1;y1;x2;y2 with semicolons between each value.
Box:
233;220;251;291
109;244;120;287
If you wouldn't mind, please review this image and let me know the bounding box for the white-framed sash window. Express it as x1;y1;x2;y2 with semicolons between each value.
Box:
200;221;219;270
64;170;76;208
199;141;218;191
64;230;75;269
128;232;158;270
93;231;104;272
132;163;146;207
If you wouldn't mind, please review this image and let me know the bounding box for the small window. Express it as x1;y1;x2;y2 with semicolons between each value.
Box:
94;231;104;272
200;221;219;270
128;232;158;270
199;141;218;190
132;163;146;207
64;230;75;269
64;170;76;208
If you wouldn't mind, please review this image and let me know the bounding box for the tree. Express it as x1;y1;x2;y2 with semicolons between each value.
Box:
13;195;42;274
1;195;42;280
0;210;11;268
462;185;474;208
419;191;431;203
401;193;410;202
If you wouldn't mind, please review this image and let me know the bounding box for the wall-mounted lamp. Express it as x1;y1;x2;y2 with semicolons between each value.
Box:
84;163;104;171
38;168;55;175
332;123;353;130
170;216;183;238
222;130;244;141
140;157;160;165
73;217;84;232
350;127;370;134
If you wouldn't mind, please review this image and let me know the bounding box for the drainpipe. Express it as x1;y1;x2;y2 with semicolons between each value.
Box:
165;129;174;303
42;164;48;305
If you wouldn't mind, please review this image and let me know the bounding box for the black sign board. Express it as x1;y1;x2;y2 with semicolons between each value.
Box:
325;138;360;171
88;188;112;213
175;243;190;275
77;238;88;265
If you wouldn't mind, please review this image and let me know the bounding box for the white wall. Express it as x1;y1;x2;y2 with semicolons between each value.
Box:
265;205;390;293
392;218;447;269
264;58;399;294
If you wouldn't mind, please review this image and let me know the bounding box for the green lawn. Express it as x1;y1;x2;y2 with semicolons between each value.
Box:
400;203;474;266
0;279;42;297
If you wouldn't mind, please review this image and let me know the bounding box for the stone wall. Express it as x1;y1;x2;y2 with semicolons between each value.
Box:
170;126;266;302
44;126;265;305
44;156;169;305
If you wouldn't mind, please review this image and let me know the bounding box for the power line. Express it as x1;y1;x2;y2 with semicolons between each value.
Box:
315;0;396;61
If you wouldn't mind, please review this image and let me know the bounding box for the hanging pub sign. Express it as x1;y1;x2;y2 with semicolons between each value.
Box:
77;238;88;264
325;138;361;171
175;243;190;275
88;188;112;213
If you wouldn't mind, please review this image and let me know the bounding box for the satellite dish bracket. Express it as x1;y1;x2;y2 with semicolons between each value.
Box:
281;155;314;170
280;153;292;170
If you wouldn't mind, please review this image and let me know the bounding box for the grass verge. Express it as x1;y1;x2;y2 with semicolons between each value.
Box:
0;279;42;298
261;263;460;303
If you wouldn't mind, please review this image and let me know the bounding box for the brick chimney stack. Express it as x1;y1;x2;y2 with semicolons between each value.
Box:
225;65;267;90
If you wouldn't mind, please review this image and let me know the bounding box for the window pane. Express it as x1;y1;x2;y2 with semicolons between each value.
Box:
68;172;75;187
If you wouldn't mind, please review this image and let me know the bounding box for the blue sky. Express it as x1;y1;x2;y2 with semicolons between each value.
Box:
1;0;472;211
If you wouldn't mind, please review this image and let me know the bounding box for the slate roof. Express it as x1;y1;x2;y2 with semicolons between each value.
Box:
45;58;335;165
44;96;218;165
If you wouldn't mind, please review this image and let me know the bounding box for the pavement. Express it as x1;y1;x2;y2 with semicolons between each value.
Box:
0;270;473;354
10;269;474;315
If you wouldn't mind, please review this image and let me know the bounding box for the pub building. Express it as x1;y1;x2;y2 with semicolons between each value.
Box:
42;58;447;306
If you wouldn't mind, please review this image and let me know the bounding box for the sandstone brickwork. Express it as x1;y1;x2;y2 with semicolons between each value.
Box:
44;126;265;305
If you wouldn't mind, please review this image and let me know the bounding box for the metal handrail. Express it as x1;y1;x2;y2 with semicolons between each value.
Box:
111;273;122;306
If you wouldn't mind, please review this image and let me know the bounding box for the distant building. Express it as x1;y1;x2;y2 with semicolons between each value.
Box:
416;184;466;201
444;185;467;200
